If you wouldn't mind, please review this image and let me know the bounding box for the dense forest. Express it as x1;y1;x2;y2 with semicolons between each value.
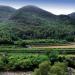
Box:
0;5;75;75
0;5;75;42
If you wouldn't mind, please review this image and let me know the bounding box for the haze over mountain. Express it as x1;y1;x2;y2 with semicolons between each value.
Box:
68;12;75;19
0;0;75;15
0;5;75;40
10;5;73;26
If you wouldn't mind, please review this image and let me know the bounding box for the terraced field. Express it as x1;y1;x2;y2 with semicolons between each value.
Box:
32;43;75;48
0;43;75;55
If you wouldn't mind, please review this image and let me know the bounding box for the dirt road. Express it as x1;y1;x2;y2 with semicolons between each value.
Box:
0;72;31;75
32;43;75;48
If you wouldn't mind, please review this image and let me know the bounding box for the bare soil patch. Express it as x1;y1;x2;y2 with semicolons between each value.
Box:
32;43;75;48
0;72;32;75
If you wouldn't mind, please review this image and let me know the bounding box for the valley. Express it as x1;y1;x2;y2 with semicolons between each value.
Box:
0;5;75;75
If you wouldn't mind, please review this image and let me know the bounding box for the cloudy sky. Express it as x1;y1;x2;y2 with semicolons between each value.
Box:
0;0;75;15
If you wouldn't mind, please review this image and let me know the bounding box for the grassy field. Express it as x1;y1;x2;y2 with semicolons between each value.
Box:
0;40;75;58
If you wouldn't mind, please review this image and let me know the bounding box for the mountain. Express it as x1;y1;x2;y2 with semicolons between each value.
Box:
0;5;16;22
0;5;74;41
68;12;75;19
11;5;56;19
10;5;57;26
68;12;75;24
10;5;72;25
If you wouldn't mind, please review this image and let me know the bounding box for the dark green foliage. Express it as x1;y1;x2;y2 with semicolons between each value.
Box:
0;48;75;55
48;51;59;65
15;40;28;47
0;5;16;22
65;36;75;42
0;5;74;41
9;5;75;40
0;40;14;45
33;61;51;75
15;39;67;46
0;54;48;71
66;58;75;68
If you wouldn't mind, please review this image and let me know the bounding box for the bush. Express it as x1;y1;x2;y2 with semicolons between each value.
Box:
0;40;14;45
0;54;48;71
15;39;67;46
15;40;28;47
48;50;59;65
32;61;51;75
66;36;75;42
33;62;68;75
0;57;4;70
50;62;68;75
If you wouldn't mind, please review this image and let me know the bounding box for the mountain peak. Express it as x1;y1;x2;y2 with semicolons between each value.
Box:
0;5;16;22
21;5;42;9
22;5;39;8
19;5;46;13
0;5;16;11
68;12;75;19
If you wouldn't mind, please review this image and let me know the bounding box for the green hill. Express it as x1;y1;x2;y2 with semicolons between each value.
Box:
0;5;74;41
0;5;16;22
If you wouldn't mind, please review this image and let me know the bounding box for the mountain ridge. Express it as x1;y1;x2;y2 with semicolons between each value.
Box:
0;5;75;40
0;5;16;22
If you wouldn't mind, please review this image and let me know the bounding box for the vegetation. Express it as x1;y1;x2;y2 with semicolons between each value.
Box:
32;61;68;75
0;54;48;71
15;39;68;46
0;50;74;71
0;48;75;55
0;5;75;41
0;5;75;74
0;6;16;22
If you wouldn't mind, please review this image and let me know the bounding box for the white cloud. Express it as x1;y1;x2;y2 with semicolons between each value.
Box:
0;3;75;15
44;7;75;15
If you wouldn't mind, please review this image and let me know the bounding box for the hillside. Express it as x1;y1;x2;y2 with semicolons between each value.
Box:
69;12;75;19
0;5;16;22
68;12;75;24
0;5;74;41
10;5;71;25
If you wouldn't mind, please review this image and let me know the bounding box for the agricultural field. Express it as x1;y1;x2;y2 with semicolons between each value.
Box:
0;3;75;75
0;39;75;75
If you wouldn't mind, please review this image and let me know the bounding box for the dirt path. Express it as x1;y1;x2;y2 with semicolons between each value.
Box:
0;72;32;75
68;67;75;75
32;43;75;48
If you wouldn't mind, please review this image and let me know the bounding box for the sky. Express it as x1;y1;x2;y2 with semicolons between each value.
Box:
0;0;75;15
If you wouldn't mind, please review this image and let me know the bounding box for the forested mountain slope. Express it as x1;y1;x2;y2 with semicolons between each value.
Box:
0;5;75;41
0;5;16;22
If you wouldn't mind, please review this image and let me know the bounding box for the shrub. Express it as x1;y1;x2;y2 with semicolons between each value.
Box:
48;50;59;65
66;36;75;42
50;62;68;75
32;61;51;75
0;57;4;70
33;62;68;75
0;40;14;45
0;54;48;71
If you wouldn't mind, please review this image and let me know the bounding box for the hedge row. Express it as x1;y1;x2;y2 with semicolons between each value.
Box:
0;54;48;71
15;39;67;45
0;49;75;54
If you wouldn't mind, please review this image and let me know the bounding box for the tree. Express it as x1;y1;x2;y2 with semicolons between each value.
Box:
48;50;59;65
32;61;51;75
32;61;68;75
50;62;68;75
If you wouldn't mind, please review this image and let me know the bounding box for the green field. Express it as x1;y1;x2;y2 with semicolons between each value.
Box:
0;39;75;72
